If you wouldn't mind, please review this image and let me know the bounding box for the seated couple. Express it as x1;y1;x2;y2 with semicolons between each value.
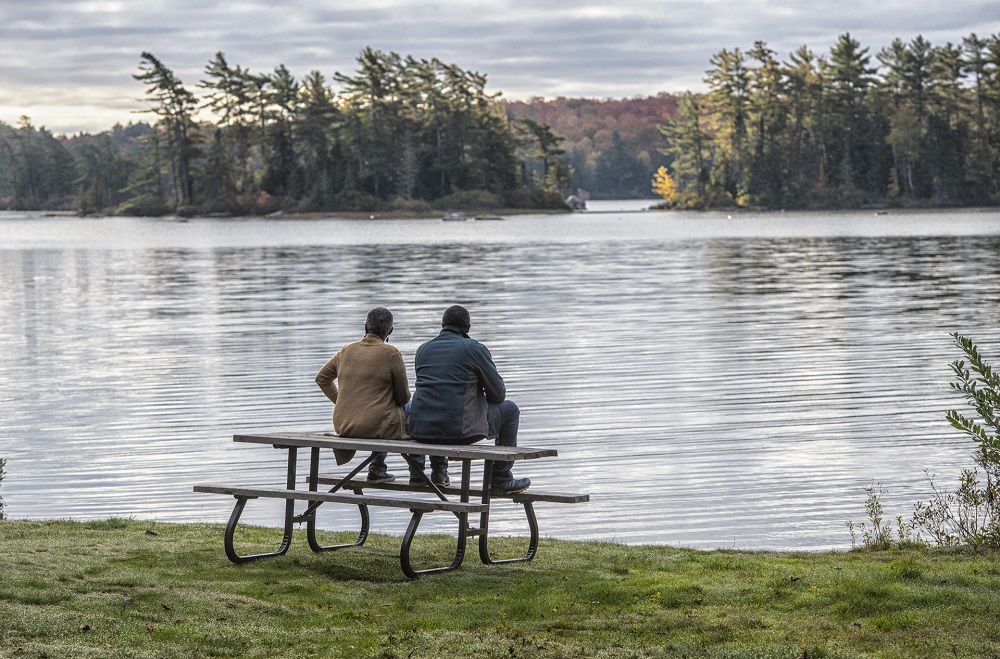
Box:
314;305;530;494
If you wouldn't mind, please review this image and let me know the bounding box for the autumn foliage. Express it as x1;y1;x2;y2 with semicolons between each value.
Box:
651;166;677;204
506;94;679;199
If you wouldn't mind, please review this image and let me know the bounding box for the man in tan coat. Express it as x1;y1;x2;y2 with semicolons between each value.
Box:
315;307;410;482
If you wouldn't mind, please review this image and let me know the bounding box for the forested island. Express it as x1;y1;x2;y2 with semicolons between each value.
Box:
1;31;999;215
656;32;1000;210
0;49;573;217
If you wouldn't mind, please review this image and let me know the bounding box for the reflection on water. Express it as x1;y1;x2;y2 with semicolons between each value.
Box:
2;210;1000;550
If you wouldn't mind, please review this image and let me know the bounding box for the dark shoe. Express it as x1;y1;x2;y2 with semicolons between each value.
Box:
409;472;426;486
431;470;450;487
491;477;530;494
367;469;395;484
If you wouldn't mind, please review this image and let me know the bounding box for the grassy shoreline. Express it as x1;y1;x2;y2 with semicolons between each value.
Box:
1;518;998;658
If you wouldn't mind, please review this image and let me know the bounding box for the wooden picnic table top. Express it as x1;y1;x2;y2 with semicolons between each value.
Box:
233;431;558;461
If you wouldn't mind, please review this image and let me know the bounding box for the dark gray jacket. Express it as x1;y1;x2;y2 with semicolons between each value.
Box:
408;325;505;441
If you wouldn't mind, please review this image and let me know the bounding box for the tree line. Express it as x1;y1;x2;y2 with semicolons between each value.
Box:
658;32;1000;209
0;49;570;215
7;33;1000;215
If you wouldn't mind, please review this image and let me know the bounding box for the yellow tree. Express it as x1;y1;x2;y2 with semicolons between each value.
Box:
652;165;677;204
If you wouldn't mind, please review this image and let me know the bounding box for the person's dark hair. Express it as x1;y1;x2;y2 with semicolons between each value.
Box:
441;304;471;332
365;307;393;339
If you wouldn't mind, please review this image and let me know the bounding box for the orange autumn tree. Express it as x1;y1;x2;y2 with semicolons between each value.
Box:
652;166;678;204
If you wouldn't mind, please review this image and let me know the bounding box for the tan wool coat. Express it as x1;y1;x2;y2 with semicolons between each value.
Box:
315;334;411;439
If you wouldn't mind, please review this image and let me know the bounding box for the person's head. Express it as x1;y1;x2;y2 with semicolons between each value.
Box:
441;304;471;333
365;307;393;340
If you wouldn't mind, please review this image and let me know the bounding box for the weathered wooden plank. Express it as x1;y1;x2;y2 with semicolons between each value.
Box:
511;490;589;504
232;432;558;461
193;485;488;513
313;476;590;504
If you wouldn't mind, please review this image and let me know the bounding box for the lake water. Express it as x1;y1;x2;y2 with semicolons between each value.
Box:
3;201;1000;550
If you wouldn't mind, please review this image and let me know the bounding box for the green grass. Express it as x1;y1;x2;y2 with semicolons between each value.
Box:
1;519;999;658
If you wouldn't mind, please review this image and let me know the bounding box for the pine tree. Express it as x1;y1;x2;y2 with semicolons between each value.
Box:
658;92;711;207
704;47;750;201
134;52;198;209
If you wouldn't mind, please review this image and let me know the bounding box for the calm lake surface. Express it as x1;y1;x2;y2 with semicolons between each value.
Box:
3;201;1000;550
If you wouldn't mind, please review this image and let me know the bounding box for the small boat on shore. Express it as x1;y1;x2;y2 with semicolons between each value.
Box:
442;211;467;221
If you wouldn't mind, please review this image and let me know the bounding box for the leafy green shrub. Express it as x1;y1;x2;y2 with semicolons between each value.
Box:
232;191;282;216
112;194;171;217
389;196;432;213
333;189;382;212
498;188;531;208
911;333;1000;547
531;188;572;209
847;480;917;550
499;188;572;210
431;190;500;211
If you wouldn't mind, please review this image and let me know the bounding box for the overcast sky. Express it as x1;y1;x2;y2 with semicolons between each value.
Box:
2;0;998;135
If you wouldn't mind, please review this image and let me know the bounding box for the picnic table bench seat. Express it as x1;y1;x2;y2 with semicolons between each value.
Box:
193;484;489;513
313;475;590;504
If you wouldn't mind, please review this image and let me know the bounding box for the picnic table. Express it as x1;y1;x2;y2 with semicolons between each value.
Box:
194;432;588;578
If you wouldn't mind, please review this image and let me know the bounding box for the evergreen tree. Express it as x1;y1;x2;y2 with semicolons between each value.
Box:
200;52;259;197
782;46;828;205
134;52;198;209
658;92;711;207
1;117;76;209
926;42;969;202
74;134;130;214
118;128;169;215
827;33;885;202
594;131;646;198
746;41;788;206
296;70;340;210
704;47;750;201
515;117;566;191
335;48;406;200
261;64;301;198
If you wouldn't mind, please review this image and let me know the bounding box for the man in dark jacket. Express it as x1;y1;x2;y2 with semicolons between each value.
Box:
407;305;530;494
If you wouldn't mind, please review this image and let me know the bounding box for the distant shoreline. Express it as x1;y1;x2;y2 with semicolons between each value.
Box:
7;204;1000;220
0;207;574;220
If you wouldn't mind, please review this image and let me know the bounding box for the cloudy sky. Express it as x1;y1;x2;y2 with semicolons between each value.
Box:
2;0;998;135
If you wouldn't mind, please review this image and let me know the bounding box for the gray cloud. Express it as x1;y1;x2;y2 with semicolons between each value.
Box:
1;0;997;133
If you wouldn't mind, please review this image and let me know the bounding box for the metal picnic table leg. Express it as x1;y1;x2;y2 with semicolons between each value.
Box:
478;459;540;566
304;446;370;552
222;446;298;563
399;459;473;579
